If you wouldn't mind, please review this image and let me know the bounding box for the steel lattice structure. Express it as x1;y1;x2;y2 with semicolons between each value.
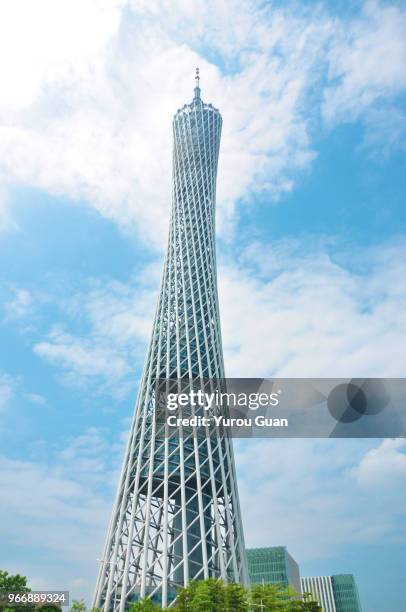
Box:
93;71;248;610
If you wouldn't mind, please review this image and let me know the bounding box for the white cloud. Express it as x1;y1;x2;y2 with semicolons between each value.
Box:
1;1;402;242
323;0;406;139
33;276;157;397
351;438;406;489
0;372;15;411
0;0;322;244
31;238;406;394
34;327;134;396
68;274;159;347
235;437;406;561
1;416;404;603
0;0;125;111
0;426;123;602
25;393;47;406
0;370;45;412
219;239;406;377
3;287;33;321
57;427;120;482
360;105;406;158
0;187;18;233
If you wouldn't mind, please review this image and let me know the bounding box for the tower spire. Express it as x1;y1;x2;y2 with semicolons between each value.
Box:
194;66;201;100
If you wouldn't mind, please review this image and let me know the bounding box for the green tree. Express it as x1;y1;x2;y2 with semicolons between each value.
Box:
0;570;33;612
250;583;288;611
123;578;322;611
280;590;322;612
128;599;162;612
174;578;226;612
203;578;225;611
300;593;322;611
175;581;198;611
0;572;30;594
69;601;86;612
174;578;226;611
283;586;306;612
302;603;322;611
224;582;248;612
189;583;212;612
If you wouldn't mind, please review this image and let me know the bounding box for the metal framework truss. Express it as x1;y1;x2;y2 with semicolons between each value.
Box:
93;75;248;610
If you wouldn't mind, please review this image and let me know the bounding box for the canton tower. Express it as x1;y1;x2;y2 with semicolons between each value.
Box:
93;70;248;610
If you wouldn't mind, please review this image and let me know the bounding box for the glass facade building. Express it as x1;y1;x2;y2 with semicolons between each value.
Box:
301;574;362;612
301;576;337;612
92;73;248;610
247;546;302;596
332;575;362;612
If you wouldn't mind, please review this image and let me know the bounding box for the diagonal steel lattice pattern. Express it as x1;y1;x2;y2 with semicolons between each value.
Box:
93;75;248;610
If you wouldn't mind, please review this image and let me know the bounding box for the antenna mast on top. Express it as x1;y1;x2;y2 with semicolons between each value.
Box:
194;66;201;99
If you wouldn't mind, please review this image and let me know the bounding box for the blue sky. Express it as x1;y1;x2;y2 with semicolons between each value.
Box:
0;1;405;611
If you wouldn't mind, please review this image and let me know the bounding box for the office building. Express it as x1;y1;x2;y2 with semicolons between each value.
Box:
247;546;301;596
301;574;362;612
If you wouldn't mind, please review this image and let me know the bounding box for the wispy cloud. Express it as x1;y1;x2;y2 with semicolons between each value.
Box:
0;372;15;412
25;393;46;406
219;238;406;377
322;0;406;156
0;1;404;241
323;0;406;124
351;438;406;489
0;425;124;600
34;327;134;395
0;370;46;412
236;437;406;561
1;426;405;603
29;237;406;397
3;287;33;321
32;276;157;398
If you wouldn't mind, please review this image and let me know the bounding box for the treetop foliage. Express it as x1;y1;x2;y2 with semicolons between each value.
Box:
1;570;322;612
128;579;322;611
